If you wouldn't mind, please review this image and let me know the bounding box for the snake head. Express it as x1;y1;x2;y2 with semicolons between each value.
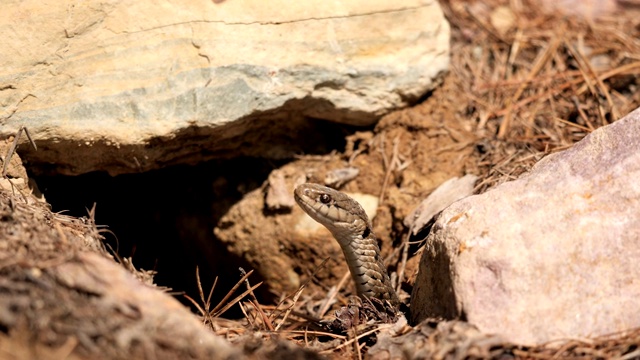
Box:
294;183;372;243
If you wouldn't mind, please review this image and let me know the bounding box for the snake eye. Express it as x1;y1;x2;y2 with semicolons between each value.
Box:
319;194;331;204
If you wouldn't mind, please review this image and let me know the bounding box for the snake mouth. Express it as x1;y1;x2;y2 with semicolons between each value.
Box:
293;189;313;212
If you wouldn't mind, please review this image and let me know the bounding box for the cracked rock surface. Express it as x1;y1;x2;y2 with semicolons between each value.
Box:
0;0;449;175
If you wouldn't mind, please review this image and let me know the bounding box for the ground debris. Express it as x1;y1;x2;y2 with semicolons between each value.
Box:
369;319;505;360
326;297;400;334
442;0;640;192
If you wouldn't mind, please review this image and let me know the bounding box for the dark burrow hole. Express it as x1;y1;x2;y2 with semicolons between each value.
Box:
27;119;364;318
34;159;278;317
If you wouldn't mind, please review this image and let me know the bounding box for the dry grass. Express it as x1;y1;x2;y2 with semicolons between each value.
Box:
192;272;640;359
443;0;640;192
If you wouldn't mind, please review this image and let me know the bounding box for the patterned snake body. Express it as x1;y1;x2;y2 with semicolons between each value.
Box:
294;183;400;307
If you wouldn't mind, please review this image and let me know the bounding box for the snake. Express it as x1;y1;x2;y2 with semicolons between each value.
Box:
294;183;400;307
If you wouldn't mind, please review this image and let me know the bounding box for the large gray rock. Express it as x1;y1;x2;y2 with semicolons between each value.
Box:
0;0;450;175
411;108;640;345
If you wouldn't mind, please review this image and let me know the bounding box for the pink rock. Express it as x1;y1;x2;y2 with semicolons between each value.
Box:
411;108;640;345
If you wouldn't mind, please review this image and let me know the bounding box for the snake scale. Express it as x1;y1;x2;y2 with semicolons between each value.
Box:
294;183;400;307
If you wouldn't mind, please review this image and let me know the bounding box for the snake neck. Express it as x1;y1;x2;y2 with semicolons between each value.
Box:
335;227;400;307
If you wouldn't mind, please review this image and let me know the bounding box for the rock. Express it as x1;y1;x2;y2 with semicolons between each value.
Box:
265;170;296;211
410;108;640;345
0;135;44;201
403;174;478;236
53;253;240;359
0;0;450;176
324;167;360;188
